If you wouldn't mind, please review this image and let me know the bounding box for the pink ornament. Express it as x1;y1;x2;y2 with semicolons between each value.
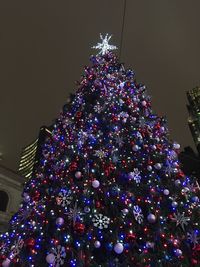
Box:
141;100;147;106
75;171;82;179
2;259;11;267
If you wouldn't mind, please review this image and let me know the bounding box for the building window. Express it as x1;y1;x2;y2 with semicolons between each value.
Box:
0;191;9;212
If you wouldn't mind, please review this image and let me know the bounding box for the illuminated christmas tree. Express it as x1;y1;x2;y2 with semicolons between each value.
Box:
0;34;200;267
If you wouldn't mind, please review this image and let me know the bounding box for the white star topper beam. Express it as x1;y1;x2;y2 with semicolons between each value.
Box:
92;33;117;55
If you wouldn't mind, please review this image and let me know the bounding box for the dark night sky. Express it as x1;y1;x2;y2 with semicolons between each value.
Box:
0;0;200;171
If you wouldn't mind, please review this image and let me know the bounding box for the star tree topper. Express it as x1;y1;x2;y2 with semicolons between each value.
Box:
92;33;117;55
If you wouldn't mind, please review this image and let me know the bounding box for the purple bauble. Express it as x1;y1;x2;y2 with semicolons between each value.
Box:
147;214;156;223
114;243;124;254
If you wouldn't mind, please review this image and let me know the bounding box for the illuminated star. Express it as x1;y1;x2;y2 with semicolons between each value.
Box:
92;33;117;55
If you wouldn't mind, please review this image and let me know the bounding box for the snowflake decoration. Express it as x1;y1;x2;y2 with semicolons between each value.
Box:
92;33;117;55
92;214;110;229
136;132;143;140
167;150;178;160
10;207;32;228
165;160;174;176
77;131;88;147
187;230;200;248
94;149;107;159
94;104;103;113
139;117;146;128
115;136;124;147
10;238;24;259
51;245;66;267
112;152;119;163
0;242;7;255
171;212;190;231
66;202;83;226
133;205;144;224
186;181;200;193
56;189;72;207
129;168;142;184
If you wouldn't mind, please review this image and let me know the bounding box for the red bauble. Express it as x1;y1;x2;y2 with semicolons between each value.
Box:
95;201;101;208
69;162;77;171
25;238;35;249
126;233;136;242
32;191;40;201
74;223;85;235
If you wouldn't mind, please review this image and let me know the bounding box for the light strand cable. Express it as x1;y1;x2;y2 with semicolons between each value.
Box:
119;0;127;61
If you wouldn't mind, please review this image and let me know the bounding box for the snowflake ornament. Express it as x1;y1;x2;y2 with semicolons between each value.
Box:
94;149;107;159
171;212;190;231
115;136;124;147
51;245;66;267
56;189;72;207
165;160;174;177
67;202;83;226
133;205;144;224
187;230;200;248
129;168;142;184
92;214;110;229
92;33;117;55
112;152;119;163
94;104;104;113
186;181;200;193
10;238;24;259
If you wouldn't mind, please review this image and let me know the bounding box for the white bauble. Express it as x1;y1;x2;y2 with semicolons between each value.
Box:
2;259;11;267
23;193;30;203
92;180;100;188
147;165;152;171
132;145;139;152
174;249;182;257
94;240;101;248
56;217;64;226
173;143;180;150
114;243;124;254
146;241;155;249
75;171;82;179
163;189;170;196
46;253;55;264
172;201;178;208
175;179;181;186
154;163;162;170
122;208;129;215
147;214;156;223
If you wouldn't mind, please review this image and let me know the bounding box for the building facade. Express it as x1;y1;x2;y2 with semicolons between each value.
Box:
18;126;52;179
0;164;26;233
187;87;200;155
179;87;200;178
